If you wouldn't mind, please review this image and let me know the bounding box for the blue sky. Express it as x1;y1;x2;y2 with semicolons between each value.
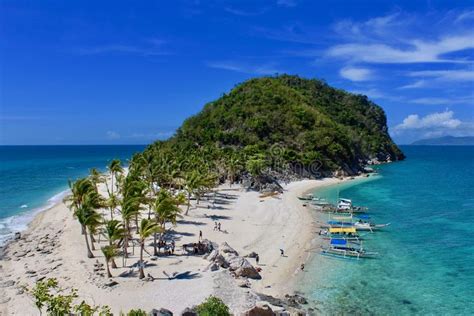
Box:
1;0;473;145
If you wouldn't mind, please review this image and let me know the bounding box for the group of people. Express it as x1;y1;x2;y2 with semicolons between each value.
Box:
213;222;222;232
157;239;175;256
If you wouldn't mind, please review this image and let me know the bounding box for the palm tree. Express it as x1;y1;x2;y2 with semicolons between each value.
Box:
153;190;182;255
138;219;160;279
103;220;125;268
64;177;97;213
101;245;117;278
107;159;123;196
89;168;104;190
120;196;142;259
74;195;102;258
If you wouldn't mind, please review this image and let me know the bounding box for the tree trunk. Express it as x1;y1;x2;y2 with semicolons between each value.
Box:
139;242;145;279
83;226;94;258
105;259;112;278
111;258;117;269
185;192;191;215
110;207;114;220
124;221;129;259
89;231;96;251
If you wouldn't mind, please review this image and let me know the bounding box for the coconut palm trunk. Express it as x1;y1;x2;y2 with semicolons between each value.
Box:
139;241;145;279
89;232;96;251
83;225;94;258
105;258;112;278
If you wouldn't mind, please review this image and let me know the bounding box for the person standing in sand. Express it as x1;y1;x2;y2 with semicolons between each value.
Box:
214;222;218;231
199;230;203;241
256;254;260;265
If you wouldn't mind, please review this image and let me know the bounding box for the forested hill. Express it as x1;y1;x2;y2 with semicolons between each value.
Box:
141;75;404;182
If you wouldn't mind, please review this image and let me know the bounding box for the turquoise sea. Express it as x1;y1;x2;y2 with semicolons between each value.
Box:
0;145;145;244
302;146;474;315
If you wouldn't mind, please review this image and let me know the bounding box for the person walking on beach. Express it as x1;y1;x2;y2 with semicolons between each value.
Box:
218;222;221;232
171;240;175;254
280;248;284;256
301;263;305;271
199;230;203;241
256;254;260;265
214;222;218;231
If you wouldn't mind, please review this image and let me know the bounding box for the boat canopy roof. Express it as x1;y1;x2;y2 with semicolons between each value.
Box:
332;216;353;221
329;227;356;233
356;214;370;220
339;198;352;203
330;239;347;245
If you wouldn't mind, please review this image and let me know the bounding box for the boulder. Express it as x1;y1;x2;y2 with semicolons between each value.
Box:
220;242;239;256
246;251;258;258
214;255;229;268
209;263;219;272
235;259;261;280
181;308;197;316
244;304;275;316
205;249;218;261
237;279;251;288
150;308;173;316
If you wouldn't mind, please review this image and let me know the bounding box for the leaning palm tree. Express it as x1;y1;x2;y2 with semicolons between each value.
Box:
107;159;123;196
64;177;97;213
138;219;160;279
120;196;141;259
101;245;117;278
74;195;102;258
103;220;125;268
89;168;104;190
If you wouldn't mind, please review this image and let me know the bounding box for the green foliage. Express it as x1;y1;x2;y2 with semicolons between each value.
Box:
25;278;112;316
126;309;147;316
140;75;403;180
195;296;230;316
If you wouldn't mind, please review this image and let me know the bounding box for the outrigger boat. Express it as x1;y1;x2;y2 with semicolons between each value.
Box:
336;198;369;214
325;215;390;232
319;227;362;242
298;193;314;201
321;238;378;259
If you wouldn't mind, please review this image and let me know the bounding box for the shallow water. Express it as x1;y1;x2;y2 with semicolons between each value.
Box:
301;146;474;315
0;145;145;244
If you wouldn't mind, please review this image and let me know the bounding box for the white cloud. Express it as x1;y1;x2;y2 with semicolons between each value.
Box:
340;67;374;81
327;33;474;64
394;110;461;131
408;69;474;81
455;10;474;23
349;88;387;99
411;96;473;105
392;110;474;142
106;131;120;139
398;80;427;89
207;61;282;75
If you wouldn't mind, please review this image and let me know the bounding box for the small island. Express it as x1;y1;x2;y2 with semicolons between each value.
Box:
0;75;403;314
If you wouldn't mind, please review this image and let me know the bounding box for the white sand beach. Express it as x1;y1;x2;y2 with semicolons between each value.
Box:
0;177;351;315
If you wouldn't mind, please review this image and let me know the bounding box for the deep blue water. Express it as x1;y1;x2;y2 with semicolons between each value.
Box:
0;145;145;244
302;146;474;315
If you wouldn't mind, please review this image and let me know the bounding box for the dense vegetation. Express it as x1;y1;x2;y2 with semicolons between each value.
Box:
141;75;403;183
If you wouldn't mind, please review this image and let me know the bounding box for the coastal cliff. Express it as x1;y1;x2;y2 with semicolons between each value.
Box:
145;75;404;179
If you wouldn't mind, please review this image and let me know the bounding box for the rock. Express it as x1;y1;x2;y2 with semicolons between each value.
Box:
209;263;219;271
237;279;251;288
220;242;239;256
15;251;27;257
0;280;15;288
244;304;275;316
214;254;229;268
149;308;173;316
246;251;258;258
205;249;218;261
104;280;118;287
227;256;245;271
25;270;36;275
0;297;11;304
235;259;261;280
14;232;21;240
16;288;24;295
181;307;197;316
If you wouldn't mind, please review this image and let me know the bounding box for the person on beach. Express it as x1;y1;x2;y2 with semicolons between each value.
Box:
301;263;305;271
218;222;221;231
171;240;175;254
256;254;260;265
214;222;218;231
280;248;284;256
199;230;203;241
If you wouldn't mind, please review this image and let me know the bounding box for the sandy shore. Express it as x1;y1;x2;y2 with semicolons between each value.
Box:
0;177;352;315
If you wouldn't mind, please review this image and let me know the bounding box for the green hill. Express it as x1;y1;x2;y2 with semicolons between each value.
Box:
140;75;404;183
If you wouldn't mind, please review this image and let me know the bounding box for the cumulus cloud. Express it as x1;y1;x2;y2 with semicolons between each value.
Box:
394;110;461;131
392;110;474;142
340;67;374;81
